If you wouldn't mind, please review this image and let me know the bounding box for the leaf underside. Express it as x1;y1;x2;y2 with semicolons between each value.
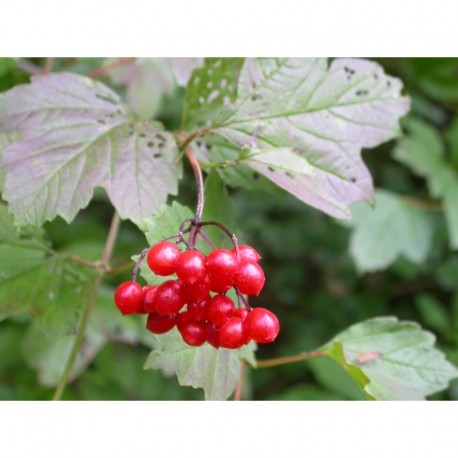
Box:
185;58;410;219
0;73;181;227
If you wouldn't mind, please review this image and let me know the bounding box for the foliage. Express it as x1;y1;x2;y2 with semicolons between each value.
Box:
0;57;458;401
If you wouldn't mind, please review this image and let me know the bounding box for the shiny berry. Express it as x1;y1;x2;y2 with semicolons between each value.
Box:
147;241;181;276
232;308;249;321
146;312;178;334
183;275;211;302
152;280;186;315
206;323;220;349
178;320;207;346
219;317;247;349
231;245;261;264
208;273;233;293
177;311;192;331
207;295;235;326
245;308;279;343
187;296;211;321
234;262;265;296
207;249;237;279
114;281;143;315
176;250;207;284
142;285;159;313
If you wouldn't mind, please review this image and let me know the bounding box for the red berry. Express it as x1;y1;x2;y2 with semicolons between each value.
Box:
147;241;181;276
152;280;186;315
146;312;178;334
234;262;265;296
231;245;261;264
207;295;235;326
187;296;211;321
245;308;279;343
114;281;143;315
219;317;247;349
208;273;233;293
176;250;207;284
206;323;220;349
178;320;207;346
232;308;249;321
142;285;159;313
207;249;237;278
183;275;211;302
177;311;192;331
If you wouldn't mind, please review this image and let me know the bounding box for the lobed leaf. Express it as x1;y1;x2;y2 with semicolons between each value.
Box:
0;73;181;227
393;117;458;248
185;58;410;219
348;190;433;272
144;328;256;400
322;316;458;400
0;203;96;338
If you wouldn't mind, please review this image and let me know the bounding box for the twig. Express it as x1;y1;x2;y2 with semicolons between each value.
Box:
185;145;205;249
255;350;324;369
43;57;54;75
234;361;245;401
88;57;136;79
52;212;121;400
16;59;42;75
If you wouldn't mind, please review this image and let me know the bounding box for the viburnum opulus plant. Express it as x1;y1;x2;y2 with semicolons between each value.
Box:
0;57;457;400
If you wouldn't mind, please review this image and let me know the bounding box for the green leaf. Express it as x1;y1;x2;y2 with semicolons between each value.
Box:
307;356;367;400
201;171;236;249
143;201;194;246
0;73;181;227
183;58;244;129
137;201;193;284
21;287;149;386
322;316;458;400
0;204;96;337
393;117;458;248
144;328;256;400
185;58;410;219
348;190;433;272
415;294;450;335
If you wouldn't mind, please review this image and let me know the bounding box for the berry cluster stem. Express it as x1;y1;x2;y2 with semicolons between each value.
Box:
185;146;205;249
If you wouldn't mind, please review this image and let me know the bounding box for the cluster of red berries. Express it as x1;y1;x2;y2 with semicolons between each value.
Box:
114;241;280;349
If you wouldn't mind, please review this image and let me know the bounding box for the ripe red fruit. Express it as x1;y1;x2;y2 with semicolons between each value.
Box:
219;317;247;349
206;323;220;349
142;285;159;313
187;296;211;321
183;275;211;302
175;250;207;284
245;308;279;343
207;249;237;278
208;273;233;293
178;320;207;346
152;280;186;315
232;308;249;321
234;262;265;296
207;295;235;326
114;281;143;315
146;312;178;334
147;241;181;276
231;245;261;264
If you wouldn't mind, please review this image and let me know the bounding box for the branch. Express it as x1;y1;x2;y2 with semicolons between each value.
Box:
88;57;136;79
